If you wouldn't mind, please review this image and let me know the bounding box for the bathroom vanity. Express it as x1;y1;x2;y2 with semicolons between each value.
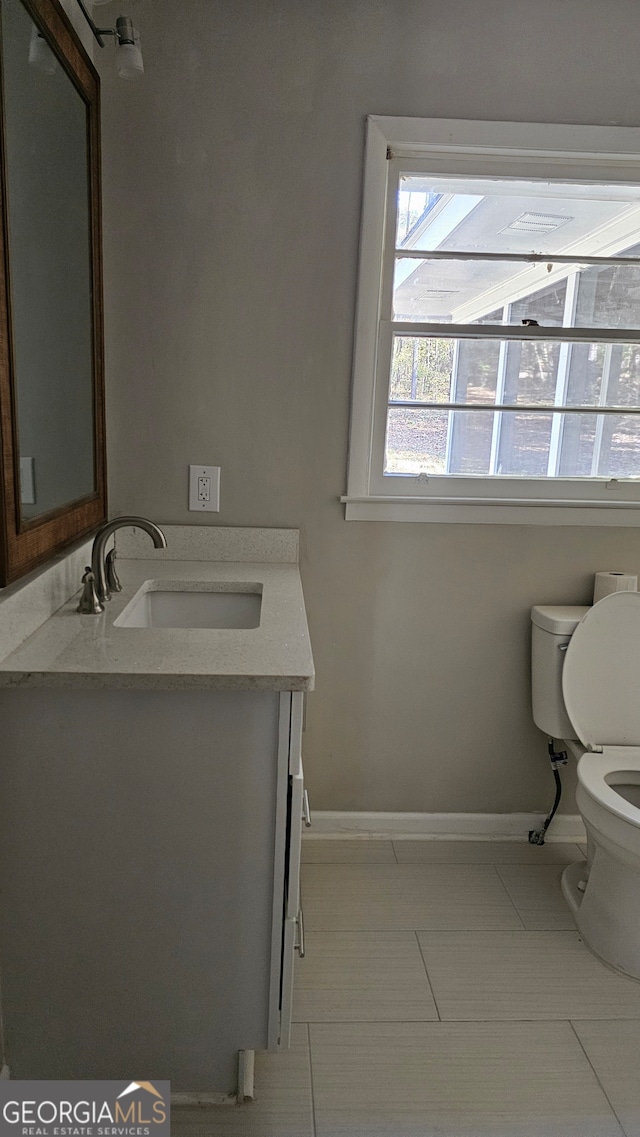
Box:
0;528;314;1098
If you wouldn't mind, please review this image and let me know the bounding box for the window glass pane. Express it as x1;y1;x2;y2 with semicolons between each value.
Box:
385;406;558;477
390;336;501;405
596;414;640;476
472;306;503;326
393;256;640;329
557;414;598;476
446;411;494;474
396;175;640;258
565;343;640;407
396;189;443;246
565;344;607;406
559;413;640;477
391;336;640;410
389;337;454;402
385;406;449;474
502;341;561;406
453;338;501;404
384;406;640;478
606;345;640;406
394;258;574;324
574;243;640;328
495;412;554;475
509;279;567;327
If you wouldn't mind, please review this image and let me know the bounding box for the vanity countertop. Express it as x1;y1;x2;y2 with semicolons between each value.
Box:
0;558;314;691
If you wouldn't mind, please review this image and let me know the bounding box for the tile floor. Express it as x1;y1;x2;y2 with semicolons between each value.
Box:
172;839;640;1137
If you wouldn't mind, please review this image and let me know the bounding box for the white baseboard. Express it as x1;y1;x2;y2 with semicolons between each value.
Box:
171;1051;255;1108
0;1065;240;1100
307;811;586;843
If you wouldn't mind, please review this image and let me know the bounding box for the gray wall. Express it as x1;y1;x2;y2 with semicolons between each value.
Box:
99;0;640;815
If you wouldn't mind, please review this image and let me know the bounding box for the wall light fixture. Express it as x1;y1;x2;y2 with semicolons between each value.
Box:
76;0;143;79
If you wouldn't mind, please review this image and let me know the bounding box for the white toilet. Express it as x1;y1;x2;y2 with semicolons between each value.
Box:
531;590;640;981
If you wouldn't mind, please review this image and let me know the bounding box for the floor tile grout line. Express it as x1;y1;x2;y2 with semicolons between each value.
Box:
568;1019;629;1136
493;860;574;929
302;855;577;864
294;1017;442;1024
302;925;553;933
414;930;442;1022
491;863;526;929
306;1021;318;1137
295;1015;640;1023
304;857;579;866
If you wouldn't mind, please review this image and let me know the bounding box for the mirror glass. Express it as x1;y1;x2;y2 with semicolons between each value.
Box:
1;0;95;521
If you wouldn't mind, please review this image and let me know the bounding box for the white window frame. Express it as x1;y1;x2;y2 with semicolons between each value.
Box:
343;116;640;525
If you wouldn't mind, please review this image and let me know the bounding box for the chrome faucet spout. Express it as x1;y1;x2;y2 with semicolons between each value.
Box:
90;516;167;606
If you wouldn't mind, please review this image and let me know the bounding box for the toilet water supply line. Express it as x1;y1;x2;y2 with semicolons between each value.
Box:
528;741;568;845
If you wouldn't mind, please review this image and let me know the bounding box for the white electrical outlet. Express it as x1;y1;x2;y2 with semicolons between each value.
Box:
189;465;220;512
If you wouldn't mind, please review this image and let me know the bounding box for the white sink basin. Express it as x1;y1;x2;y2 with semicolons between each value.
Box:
115;585;262;629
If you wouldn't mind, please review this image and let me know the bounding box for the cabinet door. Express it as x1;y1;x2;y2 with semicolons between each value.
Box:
286;767;304;920
285;693;304;919
267;694;292;1050
279;915;297;1049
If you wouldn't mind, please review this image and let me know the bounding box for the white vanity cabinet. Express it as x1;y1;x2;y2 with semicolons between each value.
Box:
0;686;306;1096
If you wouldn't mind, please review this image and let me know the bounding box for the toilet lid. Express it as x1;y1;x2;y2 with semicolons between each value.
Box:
562;590;640;749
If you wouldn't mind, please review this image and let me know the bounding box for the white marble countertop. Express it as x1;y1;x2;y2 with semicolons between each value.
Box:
0;558;315;691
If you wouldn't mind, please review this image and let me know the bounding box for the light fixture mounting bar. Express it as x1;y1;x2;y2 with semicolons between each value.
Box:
74;0;118;48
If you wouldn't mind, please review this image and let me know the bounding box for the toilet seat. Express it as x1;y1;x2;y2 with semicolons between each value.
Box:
562;591;640;830
577;749;640;829
563;590;640;749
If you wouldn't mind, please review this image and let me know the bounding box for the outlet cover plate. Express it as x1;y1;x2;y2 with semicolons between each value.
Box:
189;464;220;512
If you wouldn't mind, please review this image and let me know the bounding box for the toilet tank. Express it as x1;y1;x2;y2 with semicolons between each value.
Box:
531;606;589;739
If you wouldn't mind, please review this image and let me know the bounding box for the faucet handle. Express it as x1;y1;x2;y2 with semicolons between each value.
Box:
105;548;122;594
77;567;104;615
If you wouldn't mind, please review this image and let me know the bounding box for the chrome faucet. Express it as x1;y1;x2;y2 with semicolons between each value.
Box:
78;516;167;613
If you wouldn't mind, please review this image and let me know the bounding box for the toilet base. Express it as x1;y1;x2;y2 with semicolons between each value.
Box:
560;859;587;918
561;851;640;982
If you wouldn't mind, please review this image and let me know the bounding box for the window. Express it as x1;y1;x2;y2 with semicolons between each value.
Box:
344;117;640;524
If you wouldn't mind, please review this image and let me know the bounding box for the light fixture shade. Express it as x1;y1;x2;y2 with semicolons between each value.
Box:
28;24;57;73
116;38;143;79
116;27;143;79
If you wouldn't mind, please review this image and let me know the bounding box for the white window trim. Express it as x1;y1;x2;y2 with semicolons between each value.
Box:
343;116;640;525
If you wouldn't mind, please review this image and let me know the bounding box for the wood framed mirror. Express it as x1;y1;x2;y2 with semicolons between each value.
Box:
0;0;106;586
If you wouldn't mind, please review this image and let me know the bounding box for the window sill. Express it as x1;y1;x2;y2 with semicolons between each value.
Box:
341;496;640;526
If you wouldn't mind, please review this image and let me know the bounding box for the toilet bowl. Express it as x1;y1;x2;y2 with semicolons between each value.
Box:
531;590;640;980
